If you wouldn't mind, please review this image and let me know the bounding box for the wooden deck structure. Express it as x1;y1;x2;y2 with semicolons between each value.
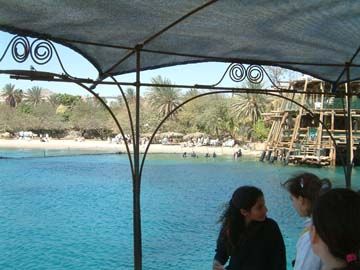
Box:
261;77;360;167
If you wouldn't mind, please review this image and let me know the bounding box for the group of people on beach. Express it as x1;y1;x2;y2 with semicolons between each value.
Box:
213;172;360;270
182;151;217;158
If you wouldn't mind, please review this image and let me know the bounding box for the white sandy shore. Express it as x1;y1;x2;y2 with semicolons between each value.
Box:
0;139;263;157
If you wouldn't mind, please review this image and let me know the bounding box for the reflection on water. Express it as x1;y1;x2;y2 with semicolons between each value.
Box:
0;149;358;270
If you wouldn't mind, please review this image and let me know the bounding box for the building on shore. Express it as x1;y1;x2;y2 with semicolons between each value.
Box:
261;77;360;167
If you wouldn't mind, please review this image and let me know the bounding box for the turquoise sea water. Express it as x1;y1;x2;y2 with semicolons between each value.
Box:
0;148;359;270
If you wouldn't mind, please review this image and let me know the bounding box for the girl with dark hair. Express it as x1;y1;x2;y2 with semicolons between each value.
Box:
213;186;286;270
283;172;332;270
311;188;360;270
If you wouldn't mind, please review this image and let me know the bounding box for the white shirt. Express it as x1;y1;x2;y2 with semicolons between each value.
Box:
295;218;322;270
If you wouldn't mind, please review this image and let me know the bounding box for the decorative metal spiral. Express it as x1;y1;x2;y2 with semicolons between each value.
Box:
1;35;74;77
229;64;246;82
11;36;30;63
213;63;269;87
30;39;53;65
247;65;264;84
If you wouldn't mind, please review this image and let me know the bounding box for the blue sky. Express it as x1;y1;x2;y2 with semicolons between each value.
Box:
0;31;300;97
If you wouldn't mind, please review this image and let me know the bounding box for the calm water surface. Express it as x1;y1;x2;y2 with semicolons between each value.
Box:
0;148;359;270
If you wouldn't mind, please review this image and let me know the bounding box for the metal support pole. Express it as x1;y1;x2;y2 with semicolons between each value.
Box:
345;63;352;188
134;44;142;270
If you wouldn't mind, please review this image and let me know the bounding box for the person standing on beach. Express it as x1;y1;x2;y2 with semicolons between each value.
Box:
283;172;332;270
311;188;360;270
213;186;286;270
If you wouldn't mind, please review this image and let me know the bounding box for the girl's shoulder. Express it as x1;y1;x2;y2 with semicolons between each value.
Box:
263;217;282;232
250;218;280;231
264;217;279;226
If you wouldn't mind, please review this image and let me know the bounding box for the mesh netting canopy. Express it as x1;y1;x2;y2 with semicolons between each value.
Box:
0;0;360;83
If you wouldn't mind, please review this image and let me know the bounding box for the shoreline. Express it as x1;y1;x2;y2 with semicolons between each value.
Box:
0;139;262;157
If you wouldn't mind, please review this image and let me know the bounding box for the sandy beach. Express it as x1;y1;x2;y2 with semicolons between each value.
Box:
0;138;263;157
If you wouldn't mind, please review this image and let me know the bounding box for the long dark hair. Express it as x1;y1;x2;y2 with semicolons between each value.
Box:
313;188;360;270
282;172;331;215
218;186;263;253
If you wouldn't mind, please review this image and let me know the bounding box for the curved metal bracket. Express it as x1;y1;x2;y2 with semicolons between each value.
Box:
211;63;283;91
109;75;136;149
0;35;74;78
72;79;135;180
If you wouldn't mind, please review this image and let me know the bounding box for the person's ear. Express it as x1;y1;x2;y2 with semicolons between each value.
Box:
240;209;248;216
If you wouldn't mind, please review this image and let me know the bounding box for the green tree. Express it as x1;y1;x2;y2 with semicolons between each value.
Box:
0;103;14;131
56;93;81;107
56;104;71;121
0;102;33;132
199;95;231;138
1;83;23;107
252;120;270;141
178;94;230;138
70;101;112;139
26;103;68;137
26;86;43;106
223;115;240;139
17;103;32;114
147;76;181;118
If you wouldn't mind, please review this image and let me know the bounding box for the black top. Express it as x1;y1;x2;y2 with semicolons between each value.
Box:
214;218;286;270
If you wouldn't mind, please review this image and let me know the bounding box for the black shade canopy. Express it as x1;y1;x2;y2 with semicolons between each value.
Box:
0;0;360;83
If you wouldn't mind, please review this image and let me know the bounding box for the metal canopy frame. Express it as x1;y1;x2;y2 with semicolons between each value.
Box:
0;2;358;269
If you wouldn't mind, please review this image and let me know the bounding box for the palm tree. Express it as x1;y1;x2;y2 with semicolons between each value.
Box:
231;93;267;125
147;75;181;118
26;86;43;106
1;83;23;107
231;81;268;126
